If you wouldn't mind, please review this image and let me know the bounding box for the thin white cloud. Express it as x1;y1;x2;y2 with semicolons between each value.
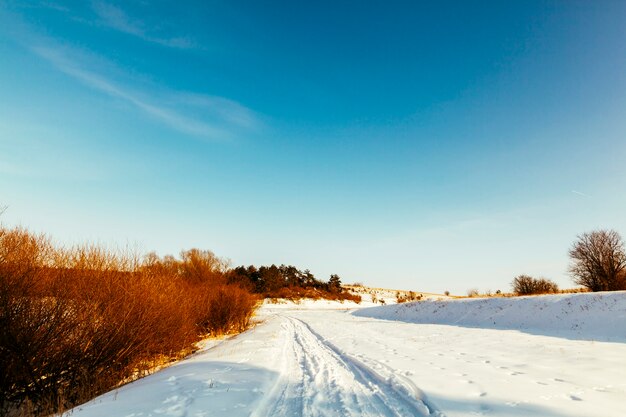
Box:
0;6;259;140
30;43;257;139
91;1;194;49
44;2;70;12
571;190;592;198
168;93;260;130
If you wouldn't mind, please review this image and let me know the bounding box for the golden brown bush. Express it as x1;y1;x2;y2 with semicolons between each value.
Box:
0;227;257;417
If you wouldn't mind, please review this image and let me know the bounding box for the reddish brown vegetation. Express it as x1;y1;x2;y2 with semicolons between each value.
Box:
266;286;362;303
0;227;258;417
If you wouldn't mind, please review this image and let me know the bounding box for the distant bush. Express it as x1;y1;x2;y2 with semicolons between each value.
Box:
511;275;559;295
0;226;258;417
467;288;479;297
396;291;422;303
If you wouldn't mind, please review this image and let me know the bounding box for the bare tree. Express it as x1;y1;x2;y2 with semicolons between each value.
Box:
569;229;626;291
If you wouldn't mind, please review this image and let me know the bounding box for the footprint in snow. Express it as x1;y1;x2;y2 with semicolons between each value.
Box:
471;404;492;415
162;395;180;404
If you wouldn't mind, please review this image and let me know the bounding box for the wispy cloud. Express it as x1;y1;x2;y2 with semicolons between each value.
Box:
91;1;194;49
30;42;257;139
37;2;70;12
0;5;259;140
571;190;592;198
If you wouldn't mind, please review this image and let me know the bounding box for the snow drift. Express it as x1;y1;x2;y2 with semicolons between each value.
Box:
353;291;626;342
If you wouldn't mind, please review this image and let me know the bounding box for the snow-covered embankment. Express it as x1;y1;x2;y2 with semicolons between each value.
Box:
353;291;626;342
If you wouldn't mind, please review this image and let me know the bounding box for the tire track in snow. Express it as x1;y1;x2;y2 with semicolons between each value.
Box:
252;316;442;417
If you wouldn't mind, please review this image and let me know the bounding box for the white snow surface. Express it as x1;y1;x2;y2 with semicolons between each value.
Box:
354;291;626;342
69;292;626;417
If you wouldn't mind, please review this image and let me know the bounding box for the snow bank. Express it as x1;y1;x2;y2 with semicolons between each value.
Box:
353;291;626;342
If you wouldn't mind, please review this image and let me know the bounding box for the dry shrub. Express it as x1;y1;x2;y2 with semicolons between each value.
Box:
467;288;480;297
179;249;230;285
0;227;257;417
193;284;259;335
265;286;361;303
341;292;362;303
270;286;322;301
396;291;422;303
511;275;559;295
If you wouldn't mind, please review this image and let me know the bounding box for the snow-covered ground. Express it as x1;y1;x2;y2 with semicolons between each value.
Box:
344;284;450;306
354;291;626;342
69;292;626;417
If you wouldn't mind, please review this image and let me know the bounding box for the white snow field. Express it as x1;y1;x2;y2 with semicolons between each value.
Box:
69;292;626;417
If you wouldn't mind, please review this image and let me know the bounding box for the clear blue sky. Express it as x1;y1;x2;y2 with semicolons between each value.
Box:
1;1;625;294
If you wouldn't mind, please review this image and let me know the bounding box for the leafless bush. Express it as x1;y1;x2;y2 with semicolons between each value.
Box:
396;291;422;303
466;288;479;297
511;275;559;295
194;284;258;335
0;227;257;416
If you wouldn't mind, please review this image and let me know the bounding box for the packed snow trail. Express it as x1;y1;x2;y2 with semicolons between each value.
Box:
70;295;626;417
252;316;438;417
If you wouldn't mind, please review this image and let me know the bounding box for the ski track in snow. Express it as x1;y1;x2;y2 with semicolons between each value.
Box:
252;316;439;417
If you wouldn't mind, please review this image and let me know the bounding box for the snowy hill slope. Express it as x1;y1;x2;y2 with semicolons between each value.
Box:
344;284;450;305
353;291;626;342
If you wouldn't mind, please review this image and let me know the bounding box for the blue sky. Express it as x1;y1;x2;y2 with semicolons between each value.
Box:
1;1;625;294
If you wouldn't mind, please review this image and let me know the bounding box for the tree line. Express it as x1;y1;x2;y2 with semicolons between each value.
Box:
227;264;359;302
228;264;341;294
